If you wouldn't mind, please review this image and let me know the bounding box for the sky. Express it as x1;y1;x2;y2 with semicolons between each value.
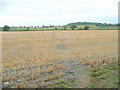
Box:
0;0;119;26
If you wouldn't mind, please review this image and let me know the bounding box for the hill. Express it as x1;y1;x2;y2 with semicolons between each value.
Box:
66;22;117;26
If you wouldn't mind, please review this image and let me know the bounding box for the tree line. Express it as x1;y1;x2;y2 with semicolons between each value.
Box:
2;25;91;31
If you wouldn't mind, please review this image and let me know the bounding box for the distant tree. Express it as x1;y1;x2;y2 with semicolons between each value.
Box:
70;25;77;30
63;26;67;30
96;24;100;26
55;28;58;30
3;25;10;31
27;27;30;31
10;26;14;28
108;23;111;26
34;26;36;29
42;25;44;27
49;25;54;27
19;26;22;28
84;26;90;30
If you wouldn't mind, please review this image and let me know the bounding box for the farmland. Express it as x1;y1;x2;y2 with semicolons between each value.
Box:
2;30;118;88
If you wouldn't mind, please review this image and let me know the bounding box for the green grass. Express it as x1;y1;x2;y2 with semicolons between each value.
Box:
87;62;118;88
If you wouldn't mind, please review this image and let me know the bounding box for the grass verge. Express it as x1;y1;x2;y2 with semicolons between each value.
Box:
87;62;119;88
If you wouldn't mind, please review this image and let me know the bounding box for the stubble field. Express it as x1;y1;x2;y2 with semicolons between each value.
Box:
2;30;118;88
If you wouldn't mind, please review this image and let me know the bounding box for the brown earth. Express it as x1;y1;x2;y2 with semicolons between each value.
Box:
1;30;118;88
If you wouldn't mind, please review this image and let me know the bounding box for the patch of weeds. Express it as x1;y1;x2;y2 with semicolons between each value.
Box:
88;63;118;88
118;76;120;86
48;80;71;88
91;68;101;73
90;69;109;77
86;84;95;88
66;79;78;86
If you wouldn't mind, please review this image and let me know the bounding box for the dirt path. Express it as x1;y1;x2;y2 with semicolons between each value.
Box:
39;31;90;88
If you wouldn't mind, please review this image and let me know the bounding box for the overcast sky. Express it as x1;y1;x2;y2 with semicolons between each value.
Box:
0;0;119;26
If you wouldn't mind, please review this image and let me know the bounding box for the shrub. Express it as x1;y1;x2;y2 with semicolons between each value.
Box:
84;26;90;30
3;25;10;31
70;25;77;30
55;28;58;30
